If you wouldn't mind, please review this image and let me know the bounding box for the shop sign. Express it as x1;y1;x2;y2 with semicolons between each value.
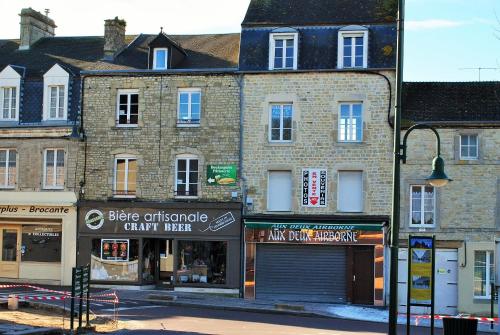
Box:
408;236;435;305
0;205;70;215
302;169;327;207
245;223;384;245
101;239;129;261
207;165;237;186
79;204;241;236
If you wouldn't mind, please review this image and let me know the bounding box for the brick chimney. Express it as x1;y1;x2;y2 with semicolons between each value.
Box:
103;17;126;61
19;8;56;50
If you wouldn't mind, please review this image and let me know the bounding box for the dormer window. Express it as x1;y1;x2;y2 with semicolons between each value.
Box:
43;64;69;121
153;48;168;70
269;31;298;70
0;66;21;122
338;26;368;69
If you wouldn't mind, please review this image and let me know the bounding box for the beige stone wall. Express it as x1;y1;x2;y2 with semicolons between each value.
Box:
82;74;240;202
0;136;82;192
399;128;500;241
242;71;395;216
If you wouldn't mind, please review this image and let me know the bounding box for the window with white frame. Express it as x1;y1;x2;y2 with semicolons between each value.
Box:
43;64;69;121
153;48;168;70
0;87;17;120
117;90;139;126
339;103;363;142
269;103;293;142
269;33;298;70
175;156;199;197
43;149;64;189
178;89;201;125
48;85;65;120
338;29;368;69
113;156;137;197
0;65;21;122
409;185;435;227
474;250;494;298
337;171;363;212
267;171;292;211
0;149;16;188
460;134;478;160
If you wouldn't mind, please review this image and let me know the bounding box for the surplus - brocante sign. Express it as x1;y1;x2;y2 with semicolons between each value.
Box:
79;203;241;236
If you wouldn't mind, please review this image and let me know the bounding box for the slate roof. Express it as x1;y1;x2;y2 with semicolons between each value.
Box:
402;82;500;124
0;33;240;77
115;33;240;70
242;0;397;26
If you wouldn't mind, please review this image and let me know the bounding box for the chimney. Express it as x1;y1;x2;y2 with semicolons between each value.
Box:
19;8;56;50
104;17;126;61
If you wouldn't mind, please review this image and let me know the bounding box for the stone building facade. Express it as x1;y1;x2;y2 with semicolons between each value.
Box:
77;28;243;292
239;0;397;305
399;82;500;315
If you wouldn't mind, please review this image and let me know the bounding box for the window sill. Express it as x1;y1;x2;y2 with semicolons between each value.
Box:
42;187;65;191
114;124;139;129
266;141;294;147
336;141;365;145
408;226;436;231
177;123;201;128
175;196;199;200
113;195;137;199
0;186;16;190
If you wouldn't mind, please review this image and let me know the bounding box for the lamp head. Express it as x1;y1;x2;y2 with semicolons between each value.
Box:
426;156;452;187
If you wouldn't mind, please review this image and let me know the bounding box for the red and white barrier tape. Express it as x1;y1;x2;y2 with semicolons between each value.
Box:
0;284;118;304
414;314;498;324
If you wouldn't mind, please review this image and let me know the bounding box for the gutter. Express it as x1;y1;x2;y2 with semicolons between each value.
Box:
80;68;238;76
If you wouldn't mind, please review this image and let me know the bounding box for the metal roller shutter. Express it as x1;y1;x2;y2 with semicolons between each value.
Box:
255;244;346;303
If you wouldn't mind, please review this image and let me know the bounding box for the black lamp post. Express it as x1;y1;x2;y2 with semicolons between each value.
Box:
388;0;451;334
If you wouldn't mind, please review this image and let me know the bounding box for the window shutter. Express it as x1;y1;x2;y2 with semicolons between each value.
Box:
338;171;363;212
267;171;292;211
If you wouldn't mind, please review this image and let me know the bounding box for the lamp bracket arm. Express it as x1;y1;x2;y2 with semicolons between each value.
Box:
401;123;441;162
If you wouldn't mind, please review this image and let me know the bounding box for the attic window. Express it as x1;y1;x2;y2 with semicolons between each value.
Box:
338;26;368;69
153;48;168;70
269;32;298;70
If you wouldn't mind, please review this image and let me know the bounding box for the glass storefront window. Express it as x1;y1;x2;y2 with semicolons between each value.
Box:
91;239;139;281
21;225;61;262
177;240;227;285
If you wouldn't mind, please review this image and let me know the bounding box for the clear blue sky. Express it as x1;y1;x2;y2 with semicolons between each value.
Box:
1;0;499;82
405;0;500;81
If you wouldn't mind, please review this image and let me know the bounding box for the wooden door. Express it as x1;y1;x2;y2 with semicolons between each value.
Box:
0;226;21;278
352;246;374;305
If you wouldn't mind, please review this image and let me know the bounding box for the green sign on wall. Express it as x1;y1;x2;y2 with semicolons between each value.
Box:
207;165;237;186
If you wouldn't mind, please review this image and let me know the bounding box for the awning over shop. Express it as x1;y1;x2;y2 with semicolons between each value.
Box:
0;192;77;206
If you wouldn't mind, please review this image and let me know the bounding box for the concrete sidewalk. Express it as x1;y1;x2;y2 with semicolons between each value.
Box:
116;289;498;333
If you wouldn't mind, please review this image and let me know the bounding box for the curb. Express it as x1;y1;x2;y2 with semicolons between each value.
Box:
146;298;334;319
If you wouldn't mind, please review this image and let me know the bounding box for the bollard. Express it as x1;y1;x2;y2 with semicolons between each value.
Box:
7;294;18;310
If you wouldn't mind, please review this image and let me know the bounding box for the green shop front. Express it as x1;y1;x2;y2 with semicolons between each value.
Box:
77;201;241;293
244;216;388;305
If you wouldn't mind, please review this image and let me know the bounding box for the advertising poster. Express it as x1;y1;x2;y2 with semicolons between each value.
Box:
409;236;434;305
302;168;327;207
101;239;129;262
207;165;237;186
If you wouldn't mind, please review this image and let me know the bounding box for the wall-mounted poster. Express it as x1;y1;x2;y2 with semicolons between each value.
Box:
302;168;327;207
207;165;237;186
101;239;129;262
409;236;434;305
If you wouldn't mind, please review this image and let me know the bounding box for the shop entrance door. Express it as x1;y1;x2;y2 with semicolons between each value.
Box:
0;225;21;278
157;239;174;287
352;246;374;305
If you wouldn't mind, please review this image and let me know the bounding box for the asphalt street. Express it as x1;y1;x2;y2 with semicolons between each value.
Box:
0;286;492;334
107;305;488;335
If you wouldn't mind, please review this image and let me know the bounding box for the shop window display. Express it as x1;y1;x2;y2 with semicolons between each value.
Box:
91;239;139;281
177;241;227;284
21;225;61;262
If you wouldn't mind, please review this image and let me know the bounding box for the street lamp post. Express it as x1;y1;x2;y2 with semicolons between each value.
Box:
388;0;452;334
